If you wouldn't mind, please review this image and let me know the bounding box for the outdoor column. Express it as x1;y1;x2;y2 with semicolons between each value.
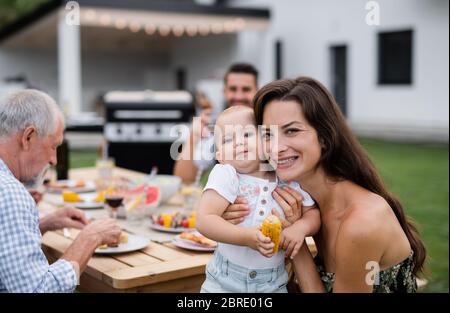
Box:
57;8;81;117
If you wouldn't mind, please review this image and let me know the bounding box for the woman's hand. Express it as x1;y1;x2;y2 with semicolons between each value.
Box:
271;186;304;227
222;197;250;224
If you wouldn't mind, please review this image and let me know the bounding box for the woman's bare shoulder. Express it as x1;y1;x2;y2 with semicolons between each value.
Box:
338;192;392;243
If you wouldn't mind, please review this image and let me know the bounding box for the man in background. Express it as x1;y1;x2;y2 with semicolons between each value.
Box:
173;63;259;183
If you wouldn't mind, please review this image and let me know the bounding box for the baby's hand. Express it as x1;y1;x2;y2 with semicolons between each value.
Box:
247;228;275;258
279;221;306;259
256;230;276;258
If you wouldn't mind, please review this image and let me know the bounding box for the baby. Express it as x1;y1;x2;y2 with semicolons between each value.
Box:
196;105;320;293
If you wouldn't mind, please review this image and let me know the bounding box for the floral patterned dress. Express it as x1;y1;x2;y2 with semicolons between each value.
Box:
315;251;418;293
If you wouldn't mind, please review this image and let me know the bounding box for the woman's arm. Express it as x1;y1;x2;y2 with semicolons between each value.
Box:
274;186;319;290
221;197;250;224
197;190;274;256
298;206;321;236
291;243;326;292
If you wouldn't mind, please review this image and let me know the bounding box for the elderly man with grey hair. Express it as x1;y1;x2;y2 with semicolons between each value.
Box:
0;89;122;293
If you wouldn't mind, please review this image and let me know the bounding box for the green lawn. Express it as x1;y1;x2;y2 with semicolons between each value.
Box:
69;150;98;169
69;139;449;292
359;139;449;293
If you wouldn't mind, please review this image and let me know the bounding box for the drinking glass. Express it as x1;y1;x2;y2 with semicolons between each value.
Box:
105;194;124;219
96;158;115;180
104;179;127;219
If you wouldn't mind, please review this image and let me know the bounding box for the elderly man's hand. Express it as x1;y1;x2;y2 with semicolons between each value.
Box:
80;218;122;247
40;207;89;234
28;189;43;204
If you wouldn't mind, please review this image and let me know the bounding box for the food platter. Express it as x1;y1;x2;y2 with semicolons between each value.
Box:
94;234;150;254
172;231;217;252
47;180;96;194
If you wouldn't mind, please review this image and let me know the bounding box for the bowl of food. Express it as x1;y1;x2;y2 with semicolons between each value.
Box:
150;175;182;203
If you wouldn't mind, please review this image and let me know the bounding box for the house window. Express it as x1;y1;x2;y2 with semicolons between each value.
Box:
378;30;413;85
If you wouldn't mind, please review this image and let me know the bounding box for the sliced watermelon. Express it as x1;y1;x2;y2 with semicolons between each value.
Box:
145;185;161;208
128;184;146;194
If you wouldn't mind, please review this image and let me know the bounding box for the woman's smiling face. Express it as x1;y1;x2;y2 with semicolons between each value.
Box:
261;100;322;181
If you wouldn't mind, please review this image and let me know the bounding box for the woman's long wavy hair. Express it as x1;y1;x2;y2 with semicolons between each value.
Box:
253;77;426;275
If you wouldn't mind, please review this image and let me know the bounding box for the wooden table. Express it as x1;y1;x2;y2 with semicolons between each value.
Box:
43;229;211;292
40;167;316;293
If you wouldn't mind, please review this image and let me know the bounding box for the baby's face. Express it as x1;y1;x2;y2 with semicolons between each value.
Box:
215;111;261;173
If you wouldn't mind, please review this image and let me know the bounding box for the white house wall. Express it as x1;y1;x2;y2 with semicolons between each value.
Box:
82;51;173;112
229;0;449;142
169;26;272;113
0;49;59;101
170;34;237;91
1;1;447;142
0;48;173;112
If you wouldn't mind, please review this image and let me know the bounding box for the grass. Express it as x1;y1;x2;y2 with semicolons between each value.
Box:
359;139;449;293
69;140;449;292
69;150;98;169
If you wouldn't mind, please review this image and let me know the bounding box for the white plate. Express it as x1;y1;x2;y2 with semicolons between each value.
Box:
73;202;104;210
95;234;150;254
54;192;104;209
172;236;216;252
47;180;96;194
149;222;194;233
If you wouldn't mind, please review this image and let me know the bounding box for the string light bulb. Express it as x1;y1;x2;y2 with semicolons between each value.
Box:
173;25;184;37
211;23;223;34
129;21;141;33
99;14;111;26
145;24;156;35
158;25;171;36
114;18;127;30
84;9;96;22
186;25;198;37
198;24;210;36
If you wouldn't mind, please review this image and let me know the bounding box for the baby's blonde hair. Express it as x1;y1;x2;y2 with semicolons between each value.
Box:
214;105;255;146
216;105;255;126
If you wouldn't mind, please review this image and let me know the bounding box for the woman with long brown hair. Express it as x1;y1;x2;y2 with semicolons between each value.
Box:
253;77;426;292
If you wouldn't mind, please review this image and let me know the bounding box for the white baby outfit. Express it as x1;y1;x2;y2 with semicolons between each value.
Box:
204;163;315;269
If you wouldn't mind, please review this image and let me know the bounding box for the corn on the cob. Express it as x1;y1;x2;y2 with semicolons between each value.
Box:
119;232;128;244
94;191;105;203
62;190;82;202
261;215;282;253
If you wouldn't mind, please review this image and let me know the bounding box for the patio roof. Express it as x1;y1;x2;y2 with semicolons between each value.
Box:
0;0;270;50
0;0;270;118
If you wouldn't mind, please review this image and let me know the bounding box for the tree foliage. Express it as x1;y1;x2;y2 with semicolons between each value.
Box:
0;0;50;29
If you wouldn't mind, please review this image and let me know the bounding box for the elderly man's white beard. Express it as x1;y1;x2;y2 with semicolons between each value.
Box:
22;165;50;189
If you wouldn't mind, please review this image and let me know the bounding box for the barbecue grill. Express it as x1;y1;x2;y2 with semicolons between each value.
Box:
103;90;195;174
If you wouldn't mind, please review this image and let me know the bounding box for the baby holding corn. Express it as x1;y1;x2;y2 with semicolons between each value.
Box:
196;105;320;293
